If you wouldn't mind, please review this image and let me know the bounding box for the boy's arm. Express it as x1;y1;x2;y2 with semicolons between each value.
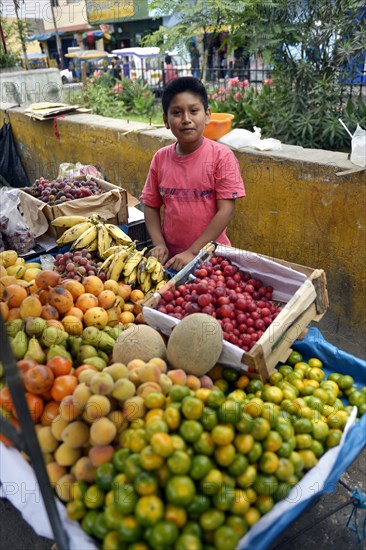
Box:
143;205;169;264
165;199;235;270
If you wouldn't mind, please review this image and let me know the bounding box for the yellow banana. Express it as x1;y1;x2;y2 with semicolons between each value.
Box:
140;273;152;293
97;253;115;276
137;257;148;285
155;280;167;291
51;215;89;228
56;222;93;245
70;225;98;250
103;244;131;259
87;238;98;252
123;248;148;278
151;261;165;283
97;223;114;258
125;267;138;286
145;255;158;273
105;224;132;245
108;248;132;281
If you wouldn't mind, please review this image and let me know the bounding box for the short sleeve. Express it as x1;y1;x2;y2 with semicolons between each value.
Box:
214;150;246;200
140;153;164;208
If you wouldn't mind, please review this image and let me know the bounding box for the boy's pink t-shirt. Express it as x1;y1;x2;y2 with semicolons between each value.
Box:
140;137;245;257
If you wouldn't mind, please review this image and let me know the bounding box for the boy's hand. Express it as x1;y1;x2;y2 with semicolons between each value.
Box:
149;244;169;264
164;250;196;271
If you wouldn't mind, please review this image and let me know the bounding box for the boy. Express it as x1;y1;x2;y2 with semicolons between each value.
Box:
140;77;245;271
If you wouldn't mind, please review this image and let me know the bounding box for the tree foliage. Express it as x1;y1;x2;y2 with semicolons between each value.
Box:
145;0;366;150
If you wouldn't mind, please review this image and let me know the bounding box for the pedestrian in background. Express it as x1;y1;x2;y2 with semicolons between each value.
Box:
164;55;178;84
110;56;122;80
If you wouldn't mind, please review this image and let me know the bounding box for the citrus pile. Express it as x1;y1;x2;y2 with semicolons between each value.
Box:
58;351;365;550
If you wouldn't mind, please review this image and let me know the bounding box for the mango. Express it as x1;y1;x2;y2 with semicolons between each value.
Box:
23;268;42;282
0;250;18;268
6;265;26;279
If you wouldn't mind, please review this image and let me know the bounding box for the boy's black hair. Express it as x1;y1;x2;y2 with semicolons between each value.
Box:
165;54;172;64
162;76;208;114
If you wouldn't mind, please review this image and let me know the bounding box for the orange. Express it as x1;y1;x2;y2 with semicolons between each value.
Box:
23;365;54;395
50;374;78;402
130;289;145;302
120;311;135;324
47;356;73;377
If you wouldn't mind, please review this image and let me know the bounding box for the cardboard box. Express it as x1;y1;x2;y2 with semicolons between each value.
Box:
18;176;128;239
142;244;329;381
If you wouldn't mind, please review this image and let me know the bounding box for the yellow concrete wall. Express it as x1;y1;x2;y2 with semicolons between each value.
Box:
1;108;365;357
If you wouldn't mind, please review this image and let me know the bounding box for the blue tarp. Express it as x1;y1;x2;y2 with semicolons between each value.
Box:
238;326;366;549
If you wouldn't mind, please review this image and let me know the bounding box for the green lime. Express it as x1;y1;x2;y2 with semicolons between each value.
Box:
84;484;105;509
117;515;141;543
181;396;204;420
186;494;211;517
206;389;226;409
166;475;196;506
95;462;116;492
114;482;138;515
135;495;164;527
199;509;225;531
167;450;192;475
81;510;98;535
179;419;203;442
227;453;249;477
92;511;109;540
112;447;130;472
190;455;213;480
174;533;203;550
286;351;303;366
150;520;179;549
169;385;191;402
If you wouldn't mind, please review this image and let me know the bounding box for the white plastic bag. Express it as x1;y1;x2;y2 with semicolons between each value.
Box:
218;127;282;151
57;163;103;179
350;124;366;167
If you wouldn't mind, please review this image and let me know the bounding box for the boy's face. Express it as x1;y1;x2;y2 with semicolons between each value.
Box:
163;92;211;152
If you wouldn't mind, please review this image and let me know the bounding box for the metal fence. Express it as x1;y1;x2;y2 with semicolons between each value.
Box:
102;62;366;99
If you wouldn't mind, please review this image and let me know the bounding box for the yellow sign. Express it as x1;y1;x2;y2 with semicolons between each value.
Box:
86;1;135;25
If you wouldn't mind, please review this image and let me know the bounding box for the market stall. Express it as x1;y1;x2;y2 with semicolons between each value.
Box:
0;163;365;550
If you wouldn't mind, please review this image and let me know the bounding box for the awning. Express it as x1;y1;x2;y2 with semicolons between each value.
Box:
27;32;65;42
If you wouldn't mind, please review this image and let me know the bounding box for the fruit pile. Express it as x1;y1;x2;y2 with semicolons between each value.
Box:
157;255;283;351
23;177;103;205
1;343;364;550
1;248;365;550
51;215;168;291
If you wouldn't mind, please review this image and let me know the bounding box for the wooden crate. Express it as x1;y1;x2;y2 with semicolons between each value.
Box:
142;244;328;381
18;176;128;239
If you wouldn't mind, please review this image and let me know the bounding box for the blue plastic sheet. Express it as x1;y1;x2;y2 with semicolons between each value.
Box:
238;326;366;550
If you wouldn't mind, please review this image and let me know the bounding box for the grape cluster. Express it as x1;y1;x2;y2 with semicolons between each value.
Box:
53;249;103;281
23;177;103;205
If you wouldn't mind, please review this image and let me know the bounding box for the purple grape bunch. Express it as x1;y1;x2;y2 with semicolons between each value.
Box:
53;249;105;281
23;177;103;205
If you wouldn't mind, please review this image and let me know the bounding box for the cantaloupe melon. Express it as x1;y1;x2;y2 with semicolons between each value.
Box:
167;313;223;376
112;324;167;365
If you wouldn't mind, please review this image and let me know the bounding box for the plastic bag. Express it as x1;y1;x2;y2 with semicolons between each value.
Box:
0;123;30;188
218;127;282;151
57;162;103;179
350;124;366;167
0;188;35;255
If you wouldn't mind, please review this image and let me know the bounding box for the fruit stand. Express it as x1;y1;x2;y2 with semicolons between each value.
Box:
0;169;365;550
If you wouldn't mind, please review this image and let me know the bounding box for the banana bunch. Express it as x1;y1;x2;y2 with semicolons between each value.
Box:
51;214;132;255
97;243;169;291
